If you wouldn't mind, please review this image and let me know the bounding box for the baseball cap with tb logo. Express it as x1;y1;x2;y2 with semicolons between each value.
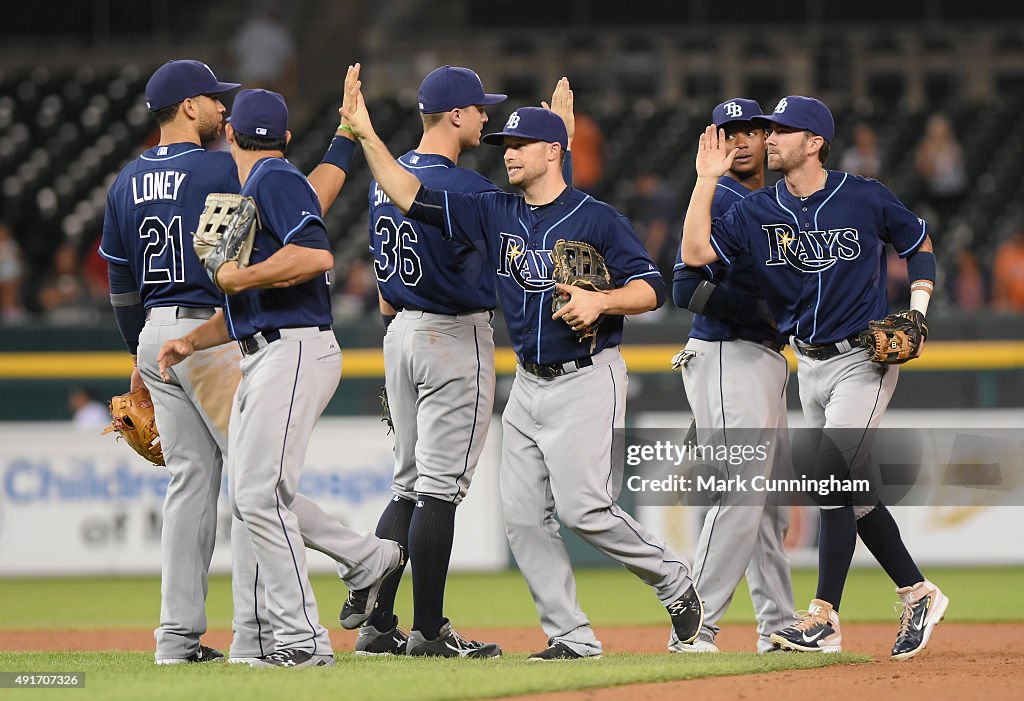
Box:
752;95;835;143
712;98;765;128
482;107;568;150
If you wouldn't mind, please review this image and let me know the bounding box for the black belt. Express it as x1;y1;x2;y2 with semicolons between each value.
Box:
238;324;332;357
736;336;786;354
793;334;863;361
521;356;594;378
145;306;216;321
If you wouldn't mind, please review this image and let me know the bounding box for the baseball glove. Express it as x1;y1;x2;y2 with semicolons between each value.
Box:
857;310;929;364
192;192;258;291
379;385;394;435
100;387;165;466
550;239;614;351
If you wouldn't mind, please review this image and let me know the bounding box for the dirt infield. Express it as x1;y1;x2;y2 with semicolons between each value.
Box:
2;623;1022;700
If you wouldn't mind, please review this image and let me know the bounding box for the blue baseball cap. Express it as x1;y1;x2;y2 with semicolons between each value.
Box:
482;107;568;150
712;98;764;127
418;66;507;113
752;96;835;143
145;60;240;111
228;89;288;139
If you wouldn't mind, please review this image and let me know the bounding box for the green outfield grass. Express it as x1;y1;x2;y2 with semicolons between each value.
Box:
0;566;1021;630
0;651;868;701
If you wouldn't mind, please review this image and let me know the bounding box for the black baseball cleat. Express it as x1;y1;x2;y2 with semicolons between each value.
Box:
340;543;406;630
355;619;409;656
155;644;224;665
406;621;501;658
528;640;602;661
770;599;842;653
891;581;949;661
251;649;336;668
666;584;705;645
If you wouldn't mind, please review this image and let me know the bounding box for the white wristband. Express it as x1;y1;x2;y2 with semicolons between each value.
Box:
910;289;931;316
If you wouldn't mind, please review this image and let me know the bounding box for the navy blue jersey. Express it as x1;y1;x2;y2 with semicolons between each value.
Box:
412;186;663;365
223;157;333;339
673;176;783;344
100;143;239;307
369;151;501;313
710;171;928;343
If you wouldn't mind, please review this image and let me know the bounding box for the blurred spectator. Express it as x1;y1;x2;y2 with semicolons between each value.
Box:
333;258;378;321
229;5;298;101
0;221;26;323
914;114;968;226
992;226;1024;312
839;122;882;179
627;173;679;276
38;243;102;324
569;111;603;192
69;386;109;430
886;247;910;311
948;248;988;311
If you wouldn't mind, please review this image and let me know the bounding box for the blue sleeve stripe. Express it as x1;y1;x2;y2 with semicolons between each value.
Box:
672;262;686;270
282;214;324;244
716;182;746;199
443;191;454;237
709;235;731;266
98;246;129;264
140;148;204;161
223;298;237;339
623;270;662;285
898;220;928;258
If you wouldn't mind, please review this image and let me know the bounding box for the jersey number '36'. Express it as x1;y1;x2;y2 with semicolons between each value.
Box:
373;215;423;286
139;215;185;285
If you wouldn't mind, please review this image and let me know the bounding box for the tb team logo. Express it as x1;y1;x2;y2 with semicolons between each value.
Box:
497;232;555;292
773;97;789;114
504;112;521;130
762;224;862;272
723;101;744;119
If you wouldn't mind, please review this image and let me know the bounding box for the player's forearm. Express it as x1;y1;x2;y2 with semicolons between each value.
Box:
599;278;658;315
218;245;333;293
308;129;357;212
680;177;719;267
307;163;347;213
357;130;420;214
906;236;936;315
183;311;231;352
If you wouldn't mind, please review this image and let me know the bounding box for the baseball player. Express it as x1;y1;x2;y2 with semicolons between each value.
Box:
360;67;576;658
680;96;948;660
141;86;401;668
668;98;795;654
101;61;400;666
343;63;703;660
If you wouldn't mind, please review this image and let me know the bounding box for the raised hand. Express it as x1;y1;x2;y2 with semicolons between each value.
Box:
341;63;372;138
696;124;737;179
542;77;574;146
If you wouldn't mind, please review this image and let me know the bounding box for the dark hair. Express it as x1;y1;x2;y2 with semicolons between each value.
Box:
153;101;182;126
234;131;288;153
804;130;829;165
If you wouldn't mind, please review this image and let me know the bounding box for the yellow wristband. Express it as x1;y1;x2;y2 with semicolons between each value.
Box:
337;124;356;136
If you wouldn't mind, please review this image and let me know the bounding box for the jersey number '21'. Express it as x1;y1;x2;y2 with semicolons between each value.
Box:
139;215;185;285
374;216;422;286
